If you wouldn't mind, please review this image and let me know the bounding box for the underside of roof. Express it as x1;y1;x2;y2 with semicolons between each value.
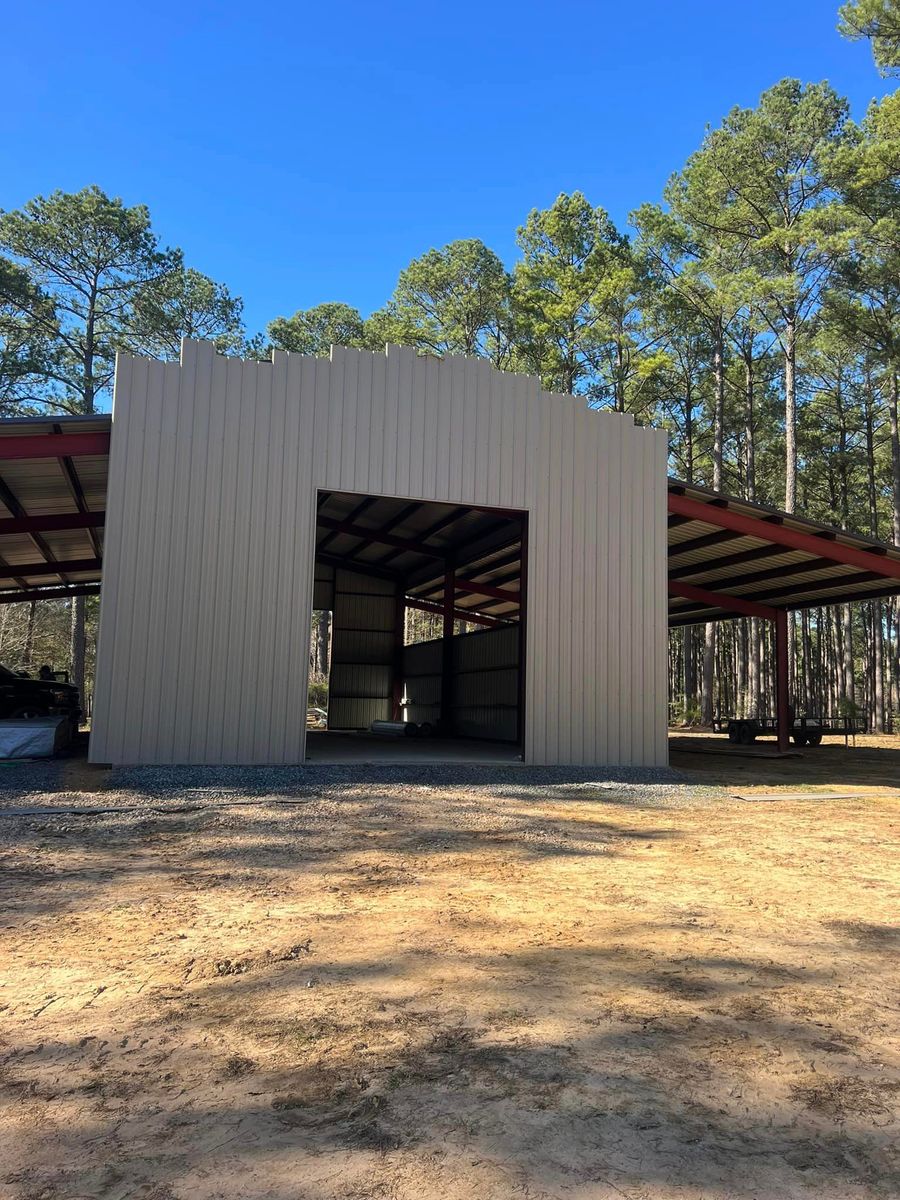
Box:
0;415;109;605
668;480;900;625
0;415;898;629
315;490;524;625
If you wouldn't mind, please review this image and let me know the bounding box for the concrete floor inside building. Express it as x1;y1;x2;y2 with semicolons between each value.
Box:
305;730;523;765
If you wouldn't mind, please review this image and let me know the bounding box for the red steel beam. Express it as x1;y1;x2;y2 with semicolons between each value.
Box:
404;597;510;629
0;432;110;460
668;493;900;581
453;578;520;604
0;511;105;536
669;542;785;580
317;515;446;559
0;584;101;605
0;557;101;581
668;579;777;621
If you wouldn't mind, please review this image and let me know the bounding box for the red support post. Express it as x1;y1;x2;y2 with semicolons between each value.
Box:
775;608;790;753
392;587;405;721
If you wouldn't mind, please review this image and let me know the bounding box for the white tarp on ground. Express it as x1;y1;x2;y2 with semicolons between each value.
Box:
0;718;72;759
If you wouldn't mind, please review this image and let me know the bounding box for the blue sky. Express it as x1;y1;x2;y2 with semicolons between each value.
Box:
1;1;891;338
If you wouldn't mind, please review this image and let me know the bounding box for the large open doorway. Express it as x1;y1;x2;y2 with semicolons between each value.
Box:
306;489;527;764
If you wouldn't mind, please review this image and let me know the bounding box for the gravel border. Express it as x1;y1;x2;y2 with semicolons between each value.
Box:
0;757;734;817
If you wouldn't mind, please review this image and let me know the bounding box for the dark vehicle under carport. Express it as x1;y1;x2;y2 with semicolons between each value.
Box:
0;664;81;730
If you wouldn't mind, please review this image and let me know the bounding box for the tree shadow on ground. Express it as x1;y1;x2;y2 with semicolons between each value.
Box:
669;735;900;790
2;784;898;1199
3;932;898;1200
0;795;683;923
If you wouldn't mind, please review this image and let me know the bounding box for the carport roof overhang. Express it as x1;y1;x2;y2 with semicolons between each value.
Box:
668;480;900;626
0;414;109;605
0;413;898;627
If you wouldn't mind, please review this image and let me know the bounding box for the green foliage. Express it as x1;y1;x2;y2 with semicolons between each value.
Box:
130;267;245;360
512;192;651;407
366;239;512;363
839;0;900;74
0;186;176;413
268;302;367;356
0;256;58;412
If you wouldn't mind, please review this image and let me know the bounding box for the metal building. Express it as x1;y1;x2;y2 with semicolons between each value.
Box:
1;341;900;764
89;340;670;766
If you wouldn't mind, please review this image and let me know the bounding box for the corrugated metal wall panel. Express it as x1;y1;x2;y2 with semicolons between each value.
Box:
452;625;520;741
453;623;518;671
333;594;395;632
312;581;332;610
332;630;394;664
330;663;392;699
328;566;396;729
314;562;335;611
401;639;442;725
335;568;394;596
92;341;668;765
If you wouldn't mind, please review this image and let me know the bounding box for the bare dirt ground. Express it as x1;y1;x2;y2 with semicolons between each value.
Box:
1;756;899;1199
669;730;900;792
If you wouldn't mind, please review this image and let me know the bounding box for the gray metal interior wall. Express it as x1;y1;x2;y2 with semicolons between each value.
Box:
91;340;668;766
328;568;395;729
452;624;519;740
401;638;441;728
402;625;520;741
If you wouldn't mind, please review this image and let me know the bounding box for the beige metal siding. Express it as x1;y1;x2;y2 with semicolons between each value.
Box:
92;340;668;766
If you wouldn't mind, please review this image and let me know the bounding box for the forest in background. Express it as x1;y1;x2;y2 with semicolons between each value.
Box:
1;0;899;728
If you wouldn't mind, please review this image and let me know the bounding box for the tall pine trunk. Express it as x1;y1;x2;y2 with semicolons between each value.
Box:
890;373;900;546
784;310;797;513
70;596;86;705
701;317;726;725
23;601;37;671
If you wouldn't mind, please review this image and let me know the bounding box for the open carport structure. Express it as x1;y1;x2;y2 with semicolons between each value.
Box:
668;480;900;750
1;342;900;764
0;415;108;606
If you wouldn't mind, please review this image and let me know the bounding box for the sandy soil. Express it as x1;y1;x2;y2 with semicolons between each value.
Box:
1;771;899;1199
669;730;900;792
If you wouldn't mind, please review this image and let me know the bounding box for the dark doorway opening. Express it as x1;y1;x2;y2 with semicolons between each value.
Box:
307;489;528;763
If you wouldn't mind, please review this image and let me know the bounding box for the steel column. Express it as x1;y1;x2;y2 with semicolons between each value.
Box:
392;586;405;721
